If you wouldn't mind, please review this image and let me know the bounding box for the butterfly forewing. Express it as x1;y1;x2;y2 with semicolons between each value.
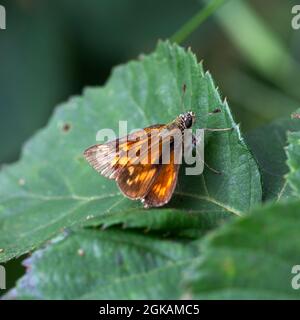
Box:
84;125;163;179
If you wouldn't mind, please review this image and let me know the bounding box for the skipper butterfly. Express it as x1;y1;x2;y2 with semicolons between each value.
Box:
84;111;201;208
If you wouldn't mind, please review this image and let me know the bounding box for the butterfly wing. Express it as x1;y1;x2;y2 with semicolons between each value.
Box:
116;162;159;199
84;125;163;179
84;125;165;199
117;125;184;201
142;143;181;208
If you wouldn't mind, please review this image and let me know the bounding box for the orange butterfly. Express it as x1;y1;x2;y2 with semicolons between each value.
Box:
84;111;197;208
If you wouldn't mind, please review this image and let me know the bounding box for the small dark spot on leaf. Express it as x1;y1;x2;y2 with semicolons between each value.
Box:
62;123;71;132
209;108;221;115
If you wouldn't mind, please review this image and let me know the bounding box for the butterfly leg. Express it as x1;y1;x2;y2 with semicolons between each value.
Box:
192;133;222;175
203;127;234;132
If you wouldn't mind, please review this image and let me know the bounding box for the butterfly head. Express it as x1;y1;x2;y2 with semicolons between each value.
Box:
178;111;195;130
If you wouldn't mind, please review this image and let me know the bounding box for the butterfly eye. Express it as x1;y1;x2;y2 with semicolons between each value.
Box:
185;115;193;128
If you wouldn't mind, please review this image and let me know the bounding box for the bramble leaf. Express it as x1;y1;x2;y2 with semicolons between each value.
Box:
246;114;300;201
184;200;300;299
6;229;198;300
0;41;261;263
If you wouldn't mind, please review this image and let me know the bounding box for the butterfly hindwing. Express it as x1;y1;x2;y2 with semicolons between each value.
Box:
117;163;159;199
142;144;181;208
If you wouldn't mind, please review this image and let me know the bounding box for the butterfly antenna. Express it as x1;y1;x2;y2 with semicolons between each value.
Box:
193;145;222;175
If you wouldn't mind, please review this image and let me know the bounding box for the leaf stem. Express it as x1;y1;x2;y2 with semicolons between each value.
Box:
170;0;227;44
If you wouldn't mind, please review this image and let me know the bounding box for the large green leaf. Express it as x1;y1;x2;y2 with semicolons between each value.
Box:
246;114;300;201
0;41;261;263
184;200;300;299
6;229;198;299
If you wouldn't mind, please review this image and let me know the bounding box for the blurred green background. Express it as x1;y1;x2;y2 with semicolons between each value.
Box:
1;0;300;292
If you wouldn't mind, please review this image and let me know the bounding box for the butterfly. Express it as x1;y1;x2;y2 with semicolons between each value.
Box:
84;111;198;208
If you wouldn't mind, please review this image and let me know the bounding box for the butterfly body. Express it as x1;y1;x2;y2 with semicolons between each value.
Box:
84;111;195;208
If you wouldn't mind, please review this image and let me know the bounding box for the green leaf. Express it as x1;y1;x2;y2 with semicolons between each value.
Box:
286;131;300;196
0;41;261;263
184;200;300;299
246;114;300;201
6;229;198;299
